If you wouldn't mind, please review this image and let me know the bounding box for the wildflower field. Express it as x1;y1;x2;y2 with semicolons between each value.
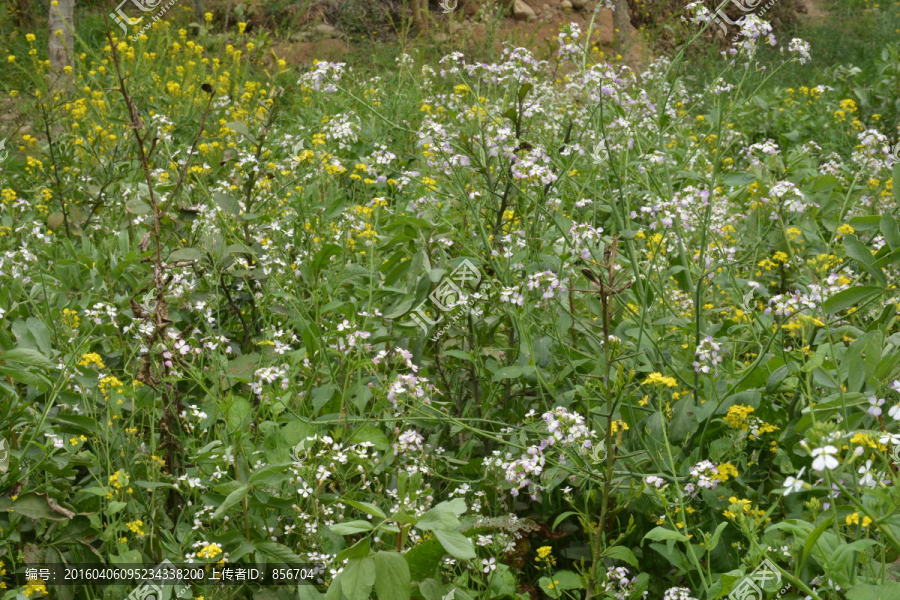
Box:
0;1;899;599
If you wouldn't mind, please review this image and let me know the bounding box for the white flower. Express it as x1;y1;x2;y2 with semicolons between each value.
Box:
787;38;812;64
879;433;900;446
857;460;876;488
888;404;900;421
866;396;885;417
481;557;497;573
811;446;839;471
645;475;668;489
782;467;807;495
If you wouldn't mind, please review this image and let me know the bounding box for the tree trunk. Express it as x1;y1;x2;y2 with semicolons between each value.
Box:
613;0;630;57
48;0;75;90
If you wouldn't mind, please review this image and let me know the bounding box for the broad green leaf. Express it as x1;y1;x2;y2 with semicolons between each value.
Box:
343;499;387;520
330;520;375;535
168;247;203;262
255;541;306;563
0;494;68;521
0;348;55;369
372;551;411;600
642;526;689;543
602;545;638;567
211;484;249;519
340;557;376;600
433;530;475;560
846;582;900;600
823;286;881;314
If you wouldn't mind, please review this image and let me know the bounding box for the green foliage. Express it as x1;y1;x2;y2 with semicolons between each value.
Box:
0;3;898;600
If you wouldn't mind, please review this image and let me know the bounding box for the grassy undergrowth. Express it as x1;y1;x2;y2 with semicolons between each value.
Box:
0;4;898;600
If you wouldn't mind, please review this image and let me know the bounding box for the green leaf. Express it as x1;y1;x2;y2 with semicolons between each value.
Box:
226;354;261;381
343;499;387;520
372;551;411;600
404;539;444;581
642;526;689;543
213;192;239;215
846;582;900;600
823;286;881;314
880;215;900;250
0;348;55;369
226;121;251;137
211;484;249;519
168;247;203;262
433;530;475;560
340;557;376;600
722;173;755;186
330;520;375;535
0;494;69;521
125;198;151;215
844;235;884;284
348;426;389;452
707;521;729;553
602;546;638;567
551;511;578;531
491;365;534;382
0;365;52;390
336;537;371;562
416;503;461;532
255;541;306;564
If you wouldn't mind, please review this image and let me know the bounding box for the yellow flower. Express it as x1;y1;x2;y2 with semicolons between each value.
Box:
204;12;213;22
108;469;128;489
22;579;48;597
197;543;223;559
237;22;247;34
836;223;855;235
715;463;739;481
79;352;106;369
534;545;556;566
610;419;629;434
845;512;860;526
99;375;125;399
724;405;754;430
62;308;81;328
839;98;858;112
126;519;146;536
642;372;677;387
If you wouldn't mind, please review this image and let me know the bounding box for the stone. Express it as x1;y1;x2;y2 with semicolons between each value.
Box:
561;0;573;8
513;0;537;20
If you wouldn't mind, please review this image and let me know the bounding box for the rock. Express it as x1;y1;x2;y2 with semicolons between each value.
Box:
314;23;339;37
571;0;588;9
513;0;536;20
561;0;573;8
